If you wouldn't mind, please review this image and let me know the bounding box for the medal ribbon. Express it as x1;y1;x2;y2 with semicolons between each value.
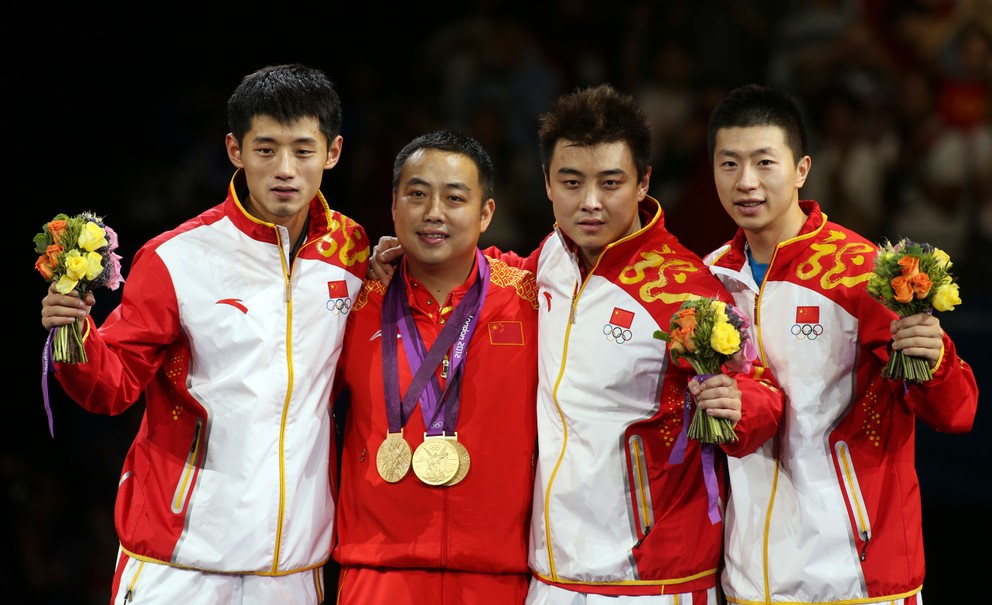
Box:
381;250;489;436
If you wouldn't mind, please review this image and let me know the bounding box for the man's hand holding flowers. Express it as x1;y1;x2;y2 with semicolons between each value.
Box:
866;239;960;383
686;374;742;430
890;312;945;372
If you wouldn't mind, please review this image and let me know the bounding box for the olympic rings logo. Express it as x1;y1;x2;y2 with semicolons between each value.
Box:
790;323;823;340
326;298;353;316
603;323;633;344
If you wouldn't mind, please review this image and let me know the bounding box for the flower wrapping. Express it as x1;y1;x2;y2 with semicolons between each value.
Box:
34;211;125;364
653;297;756;444
866;238;960;383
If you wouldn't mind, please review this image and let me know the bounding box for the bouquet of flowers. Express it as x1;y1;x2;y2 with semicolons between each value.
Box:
866;238;961;383
653;297;755;444
34;211;125;363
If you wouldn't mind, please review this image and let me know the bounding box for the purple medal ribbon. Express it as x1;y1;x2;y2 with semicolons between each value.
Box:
667;373;721;524
381;250;489;436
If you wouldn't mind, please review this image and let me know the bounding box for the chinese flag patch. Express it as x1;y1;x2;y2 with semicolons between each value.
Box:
488;321;525;345
796;306;819;323
610;307;635;329
327;280;348;299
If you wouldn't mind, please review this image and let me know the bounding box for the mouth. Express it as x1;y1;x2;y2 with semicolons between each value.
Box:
576;218;605;233
272;187;298;200
417;231;448;243
735;199;763;208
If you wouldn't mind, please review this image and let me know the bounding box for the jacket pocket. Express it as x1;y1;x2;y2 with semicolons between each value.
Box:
170;419;204;514
120;559;145;603
627;434;654;545
834;440;872;560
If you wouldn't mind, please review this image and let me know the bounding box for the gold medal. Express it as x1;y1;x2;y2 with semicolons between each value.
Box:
412;435;460;486
443;434;470;486
376;431;412;483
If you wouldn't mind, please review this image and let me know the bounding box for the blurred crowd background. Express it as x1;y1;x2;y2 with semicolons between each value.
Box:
7;1;989;603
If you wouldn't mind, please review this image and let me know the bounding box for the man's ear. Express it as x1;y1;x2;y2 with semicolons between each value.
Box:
325;135;344;169
638;166;652;200
226;133;243;168
479;198;496;233
796;155;812;189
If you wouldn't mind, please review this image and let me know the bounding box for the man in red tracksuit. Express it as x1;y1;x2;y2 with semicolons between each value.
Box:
333;129;539;604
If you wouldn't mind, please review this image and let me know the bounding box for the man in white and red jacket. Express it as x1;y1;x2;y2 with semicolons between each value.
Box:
704;84;978;605
40;64;369;604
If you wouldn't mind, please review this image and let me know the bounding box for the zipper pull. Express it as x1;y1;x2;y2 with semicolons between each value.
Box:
859;530;870;561
441;355;449;379
633;525;652;549
123;589;133;603
568;282;579;324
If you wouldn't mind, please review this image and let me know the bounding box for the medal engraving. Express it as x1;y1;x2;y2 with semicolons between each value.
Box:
443;436;471;486
412;436;459;486
376;432;412;483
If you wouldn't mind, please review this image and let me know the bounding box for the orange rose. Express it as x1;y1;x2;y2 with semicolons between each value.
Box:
45;243;63;266
898;255;920;278
891;275;914;303
675;307;697;332
675;309;698;352
909;271;932;299
48;219;68;246
672;327;697;353
35;254;55;280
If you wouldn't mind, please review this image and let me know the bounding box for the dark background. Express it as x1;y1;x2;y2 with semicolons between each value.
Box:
7;2;989;603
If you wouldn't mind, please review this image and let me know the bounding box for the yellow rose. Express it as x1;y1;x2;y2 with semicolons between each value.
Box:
84;250;104;280
711;300;728;323
63;249;88;281
710;321;742;355
932;247;951;270
78;221;108;252
55;275;79;294
932;282;961;312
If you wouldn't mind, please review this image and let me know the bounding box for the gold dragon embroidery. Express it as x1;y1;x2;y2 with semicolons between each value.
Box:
619;247;702;305
795;230;874;289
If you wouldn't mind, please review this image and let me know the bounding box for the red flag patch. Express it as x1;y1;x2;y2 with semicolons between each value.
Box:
488;321;525;345
796;306;819;323
610;307;635;329
327;280;348;299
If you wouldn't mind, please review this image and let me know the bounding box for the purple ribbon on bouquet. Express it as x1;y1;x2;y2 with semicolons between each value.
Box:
667;373;721;524
42;329;55;437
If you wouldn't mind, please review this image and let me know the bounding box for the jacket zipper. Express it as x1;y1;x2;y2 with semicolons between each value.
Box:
171;419;203;513
627;434;654;544
834;440;872;560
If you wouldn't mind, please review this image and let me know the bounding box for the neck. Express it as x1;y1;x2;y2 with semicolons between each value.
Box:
745;202;807;263
406;254;477;305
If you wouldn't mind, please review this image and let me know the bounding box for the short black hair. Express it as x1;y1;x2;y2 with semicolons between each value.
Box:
537;84;652;181
707;84;809;163
392;129;496;202
227;64;342;147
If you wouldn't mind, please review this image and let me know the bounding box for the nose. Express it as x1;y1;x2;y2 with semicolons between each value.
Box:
423;193;444;221
579;188;603;211
737;165;758;190
275;150;295;178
